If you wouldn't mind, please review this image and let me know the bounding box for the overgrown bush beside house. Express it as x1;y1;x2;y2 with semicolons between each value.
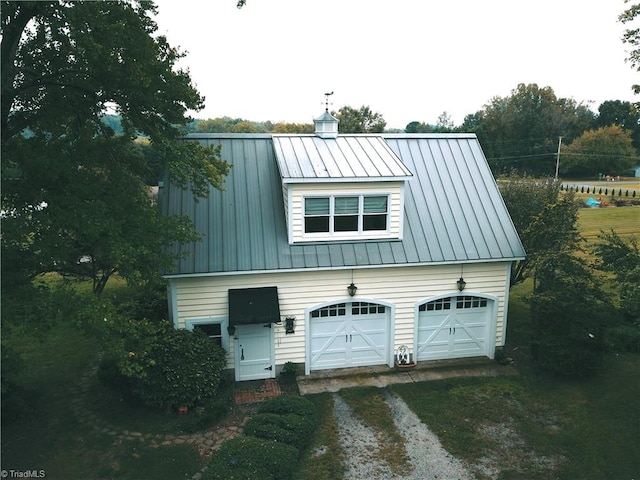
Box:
98;317;227;410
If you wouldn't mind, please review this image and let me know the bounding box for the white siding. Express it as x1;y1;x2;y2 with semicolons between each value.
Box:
288;181;404;243
172;261;511;370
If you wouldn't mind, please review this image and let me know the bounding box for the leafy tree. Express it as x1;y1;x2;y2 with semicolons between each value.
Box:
530;250;609;377
469;84;594;175
271;122;314;133
619;1;640;96
227;120;267;133
195;116;246;132
1;1;230;294
593;230;640;323
499;174;581;287
595;100;640;149
405;112;457;134
334;105;386;133
560;125;637;177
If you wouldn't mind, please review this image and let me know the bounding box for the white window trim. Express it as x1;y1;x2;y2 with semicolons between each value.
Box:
186;316;229;352
303;194;390;238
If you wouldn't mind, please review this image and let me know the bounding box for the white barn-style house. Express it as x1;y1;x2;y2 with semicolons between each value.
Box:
160;110;525;382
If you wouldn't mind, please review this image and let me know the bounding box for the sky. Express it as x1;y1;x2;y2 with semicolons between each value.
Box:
152;0;638;130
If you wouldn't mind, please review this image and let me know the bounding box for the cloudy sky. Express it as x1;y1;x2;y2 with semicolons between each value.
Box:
152;0;637;129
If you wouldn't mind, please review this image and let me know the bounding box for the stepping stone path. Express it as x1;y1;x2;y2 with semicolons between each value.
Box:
70;355;258;480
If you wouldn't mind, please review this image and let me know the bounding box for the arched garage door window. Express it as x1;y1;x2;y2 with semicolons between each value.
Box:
309;301;389;371
417;295;492;361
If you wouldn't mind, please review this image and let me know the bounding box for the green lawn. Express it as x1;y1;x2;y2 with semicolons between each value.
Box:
577;205;640;242
391;354;639;480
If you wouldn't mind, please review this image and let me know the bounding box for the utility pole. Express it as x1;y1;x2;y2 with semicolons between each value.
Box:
554;136;563;180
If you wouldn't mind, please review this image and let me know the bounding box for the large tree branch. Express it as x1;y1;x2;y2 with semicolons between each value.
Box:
1;2;56;143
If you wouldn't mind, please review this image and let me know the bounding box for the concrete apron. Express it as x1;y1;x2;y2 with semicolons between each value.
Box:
296;357;517;395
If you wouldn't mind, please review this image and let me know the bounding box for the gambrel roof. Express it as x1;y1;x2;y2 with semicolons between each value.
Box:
160;133;525;277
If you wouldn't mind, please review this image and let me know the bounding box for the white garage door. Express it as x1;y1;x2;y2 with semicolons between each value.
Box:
310;301;389;371
417;295;492;361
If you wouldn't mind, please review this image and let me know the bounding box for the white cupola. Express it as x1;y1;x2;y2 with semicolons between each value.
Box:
314;109;339;138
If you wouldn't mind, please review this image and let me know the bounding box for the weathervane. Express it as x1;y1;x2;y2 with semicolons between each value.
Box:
323;91;334;112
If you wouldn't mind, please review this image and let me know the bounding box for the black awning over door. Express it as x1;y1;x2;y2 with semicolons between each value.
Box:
228;286;281;326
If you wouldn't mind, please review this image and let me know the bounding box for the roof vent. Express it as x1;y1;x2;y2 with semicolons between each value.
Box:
314;92;339;138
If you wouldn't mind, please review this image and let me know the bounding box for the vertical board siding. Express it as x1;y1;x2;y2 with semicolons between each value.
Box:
175;262;510;368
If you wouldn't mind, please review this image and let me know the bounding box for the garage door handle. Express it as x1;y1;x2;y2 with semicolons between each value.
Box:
350;334;352;342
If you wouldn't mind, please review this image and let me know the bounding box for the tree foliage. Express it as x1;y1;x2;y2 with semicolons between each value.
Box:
595;100;640;149
619;1;640;96
530;250;609;377
405;111;457;133
334;105;386;133
499;175;581;287
560;125;637;177
593;231;640;323
462;84;595;175
1;1;230;294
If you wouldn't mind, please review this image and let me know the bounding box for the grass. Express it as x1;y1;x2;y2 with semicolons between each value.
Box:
295;393;344;480
577;205;640;242
1;288;208;479
390;355;640;480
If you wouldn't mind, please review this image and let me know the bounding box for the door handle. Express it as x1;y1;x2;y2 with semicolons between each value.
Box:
350;334;352;342
241;348;244;360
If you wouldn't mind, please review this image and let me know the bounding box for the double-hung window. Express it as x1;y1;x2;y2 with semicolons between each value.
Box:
304;195;388;235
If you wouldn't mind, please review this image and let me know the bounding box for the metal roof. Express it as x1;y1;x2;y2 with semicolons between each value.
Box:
160;133;525;277
273;135;413;183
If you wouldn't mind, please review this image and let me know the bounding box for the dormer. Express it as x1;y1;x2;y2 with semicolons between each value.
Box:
314;109;339;139
273;126;413;244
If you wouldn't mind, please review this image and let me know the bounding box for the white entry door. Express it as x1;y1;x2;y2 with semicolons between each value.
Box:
309;301;389;371
417;295;492;361
234;323;274;381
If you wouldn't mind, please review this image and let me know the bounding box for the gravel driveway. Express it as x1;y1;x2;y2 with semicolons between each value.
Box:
333;390;474;480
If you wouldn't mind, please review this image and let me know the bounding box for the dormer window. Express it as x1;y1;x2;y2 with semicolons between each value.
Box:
304;195;389;235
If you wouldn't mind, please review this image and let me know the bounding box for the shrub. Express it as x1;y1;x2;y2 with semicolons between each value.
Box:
100;318;227;409
244;412;316;449
131;328;227;409
203;436;298;480
258;394;317;420
607;324;640;353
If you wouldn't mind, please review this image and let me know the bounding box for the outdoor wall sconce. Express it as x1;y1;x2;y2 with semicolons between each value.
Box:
227;325;236;336
347;282;358;297
284;316;296;334
456;277;467;292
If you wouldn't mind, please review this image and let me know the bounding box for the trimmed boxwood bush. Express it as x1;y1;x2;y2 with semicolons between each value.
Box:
204;436;298;480
257;394;317;420
244;412;316;448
